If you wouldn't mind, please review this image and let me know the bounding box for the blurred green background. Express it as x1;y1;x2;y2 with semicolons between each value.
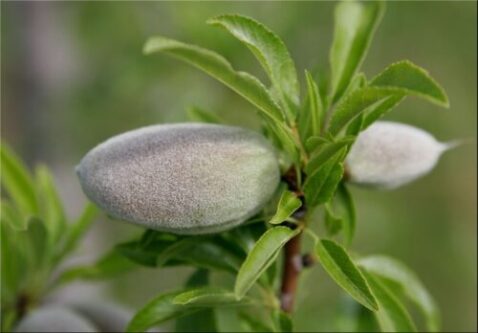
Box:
1;1;476;332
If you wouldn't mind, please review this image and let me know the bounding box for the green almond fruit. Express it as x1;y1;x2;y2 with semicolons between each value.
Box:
76;123;280;234
14;307;97;332
345;121;454;189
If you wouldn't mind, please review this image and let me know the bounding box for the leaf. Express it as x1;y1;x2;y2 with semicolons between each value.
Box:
1;200;26;231
325;183;356;246
361;94;404;130
35;165;67;246
215;308;248;332
208;14;300;118
58;250;136;284
305;137;354;175
329;60;450;135
305;135;331;153
335;295;379;332
276;310;293;332
269;190;302;225
370;60;449;107
182;240;243;273
128;291;197;332
359;255;440;331
330;1;384;102
174;287;247;307
235;226;299;299
1;222;28;301
305;70;324;137
24;217;48;269
0;144;38;217
187;105;223;124
155;238;196;267
175;269;216;332
346;113;365;136
361;269;417;332
328;87;397;136
116;240;161;267
324;204;343;236
144;36;284;124
314;238;378;311
222;222;267;255
303;149;346;207
57;203;98;261
238;311;275;332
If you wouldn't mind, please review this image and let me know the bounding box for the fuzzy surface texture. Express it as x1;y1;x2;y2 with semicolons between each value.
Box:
77;123;280;234
345;121;447;189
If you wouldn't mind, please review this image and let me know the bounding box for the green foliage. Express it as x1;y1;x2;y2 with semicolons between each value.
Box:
312;236;378;311
131;5;451;329
235;226;300;299
1;1;453;332
127;291;198;332
370;60;449;107
268;189;302;225
144;37;284;124
208;14;300;121
326;184;356;246
359;255;440;332
330;1;384;103
361;270;417;332
0;143;99;332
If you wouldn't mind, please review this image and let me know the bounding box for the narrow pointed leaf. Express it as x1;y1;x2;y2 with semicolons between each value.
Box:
370;60;449;107
305;137;354;175
1;200;26;231
0;144;38;216
173;287;248;307
361;269;417;332
155;238;196;267
269;190;302;225
35;165;67;245
239;311;275;332
235;226;299;299
324;204;343;236
215;308;248;332
58;250;136;284
128;291;197;332
208;14;300;114
328;87;396;136
336;183;356;246
304;149;346;206
175;269;216;332
305;136;331;153
359;255;440;331
183;241;243;273
144;36;284;123
305;70;324;137
24;217;48;269
330;1;384;102
58;203;98;261
362;94;404;129
315;239;378;311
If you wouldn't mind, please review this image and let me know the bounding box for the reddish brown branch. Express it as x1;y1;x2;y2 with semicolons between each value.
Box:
280;232;302;313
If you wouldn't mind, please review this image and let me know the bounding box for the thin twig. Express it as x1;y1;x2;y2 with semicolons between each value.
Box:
280;166;306;313
280;232;302;313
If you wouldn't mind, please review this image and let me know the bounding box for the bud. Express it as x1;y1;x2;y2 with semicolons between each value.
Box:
345;121;452;189
76;123;280;234
14;307;97;332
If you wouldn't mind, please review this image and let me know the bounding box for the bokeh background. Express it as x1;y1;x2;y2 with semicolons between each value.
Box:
1;1;476;332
